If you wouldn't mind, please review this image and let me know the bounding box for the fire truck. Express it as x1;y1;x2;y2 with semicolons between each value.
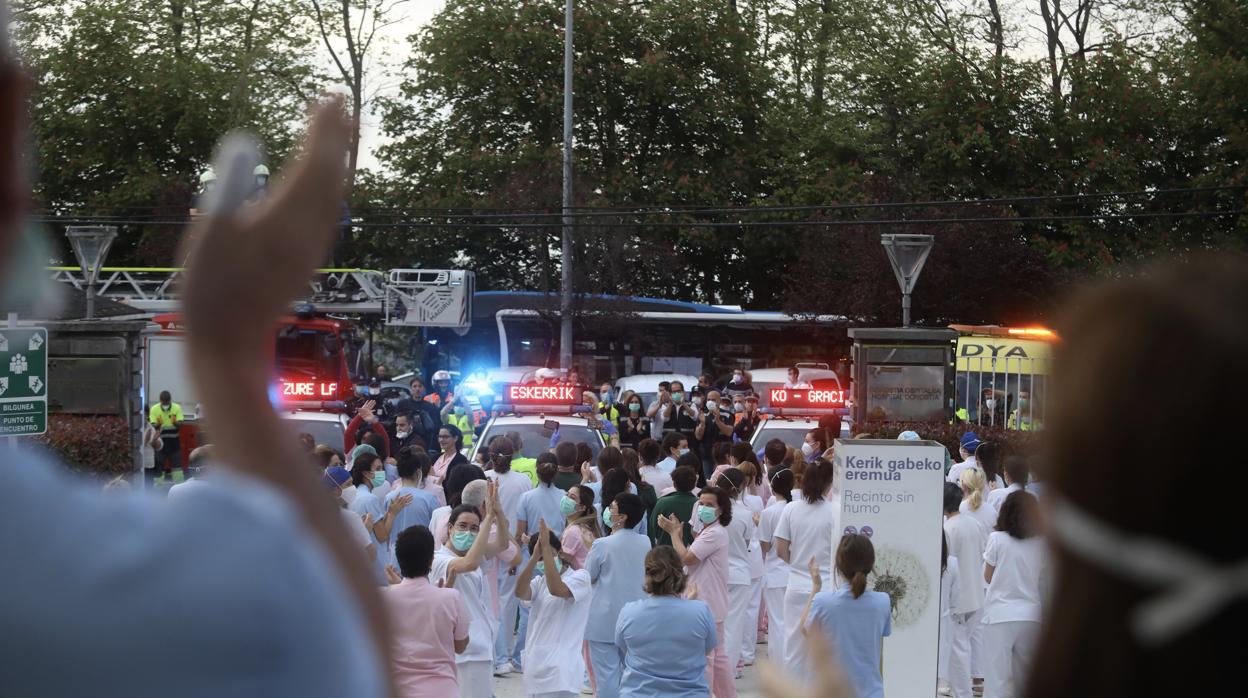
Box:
51;266;476;459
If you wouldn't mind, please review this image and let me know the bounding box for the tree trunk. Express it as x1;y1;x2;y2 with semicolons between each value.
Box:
811;0;833;113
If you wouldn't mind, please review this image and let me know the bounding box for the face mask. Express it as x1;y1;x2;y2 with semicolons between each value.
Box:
602;508;615;529
371;471;386;488
559;496;577;516
801;442;815;457
679;447;690;456
734;404;745;413
732;374;743;383
340;485;358;505
1048;496;1248;646
672;392;684;404
628;402;641;413
601;390;612;403
369;387;380;396
396;430;410;440
693;397;703;407
451;530;477;552
454;406;466;416
985;398;997;410
535;559;562;576
1017;398;1029;410
697;505;718;524
720;403;732;412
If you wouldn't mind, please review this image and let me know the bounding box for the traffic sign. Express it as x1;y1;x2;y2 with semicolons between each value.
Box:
0;327;48;436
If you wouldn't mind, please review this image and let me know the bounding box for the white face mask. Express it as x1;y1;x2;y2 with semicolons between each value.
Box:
985;398;997;410
396;430;410;440
1049;496;1248;646
340;485;358;505
801;442;815;457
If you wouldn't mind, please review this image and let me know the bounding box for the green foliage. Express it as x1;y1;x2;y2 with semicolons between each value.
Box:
17;0;321;264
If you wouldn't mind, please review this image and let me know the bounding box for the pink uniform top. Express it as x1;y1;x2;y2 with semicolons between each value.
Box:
384;576;470;697
560;523;595;570
686;522;730;621
432;453;456;483
422;479;446;507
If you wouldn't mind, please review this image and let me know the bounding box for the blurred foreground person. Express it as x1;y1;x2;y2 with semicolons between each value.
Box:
1026;258;1248;697
0;21;389;697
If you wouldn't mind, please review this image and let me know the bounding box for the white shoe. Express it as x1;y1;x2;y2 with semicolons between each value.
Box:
938;687;952;696
580;683;594;694
492;661;514;677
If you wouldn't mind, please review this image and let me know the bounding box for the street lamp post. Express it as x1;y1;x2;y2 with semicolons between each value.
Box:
559;0;574;374
66;226;118;320
880;234;934;327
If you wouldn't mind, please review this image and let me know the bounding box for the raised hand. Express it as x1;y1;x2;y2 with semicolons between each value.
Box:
358;400;376;423
384;565;402;586
388;493;413;515
580;461;596;483
658;513;682;534
758;623;854;698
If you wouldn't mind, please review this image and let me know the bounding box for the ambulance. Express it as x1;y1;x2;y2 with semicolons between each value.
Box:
751;386;852;452
950;325;1057;430
467;382;608;463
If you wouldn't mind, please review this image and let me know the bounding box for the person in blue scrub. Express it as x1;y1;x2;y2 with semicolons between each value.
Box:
799;533;892;698
614;546;718;698
584;493;652;698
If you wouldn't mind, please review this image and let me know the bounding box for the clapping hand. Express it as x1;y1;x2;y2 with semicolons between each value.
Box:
758;625;853;698
658;513;682;535
388;492;413;515
384;565;402;586
580;461;596;483
358;400;377;423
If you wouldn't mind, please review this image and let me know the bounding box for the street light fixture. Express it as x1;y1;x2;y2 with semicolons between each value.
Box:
880;233;934;327
66;225;117;320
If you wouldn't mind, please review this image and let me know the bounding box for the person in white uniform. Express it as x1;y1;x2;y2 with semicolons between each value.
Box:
986;457;1031;510
938;532;962;697
517;519;594;698
714;468;758;678
430;484;508;698
946;432;982;484
944;481;987;698
773;458;839;676
756;468;794;665
483;436;532;673
959;467;998;534
982;491;1046;698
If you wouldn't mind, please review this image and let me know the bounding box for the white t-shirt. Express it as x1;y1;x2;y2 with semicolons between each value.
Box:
982;531;1045;624
947;456;977;484
756;498;791;589
486;468;533;522
724;499;757;586
430;547;496;664
655;456;678;474
944;513;987;614
639;465;673;494
960;498;998;533
774;497;839;593
339;507;373;553
521;569;594;695
985;482;1023;511
941;554;961;618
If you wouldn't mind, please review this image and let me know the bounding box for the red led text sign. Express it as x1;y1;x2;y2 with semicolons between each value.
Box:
507;384;578;404
769;387;846;408
281;380;339;398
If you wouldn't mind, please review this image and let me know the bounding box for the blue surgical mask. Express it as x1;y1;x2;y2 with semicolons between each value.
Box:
629;402;641;413
454;406;466;416
697;505;717;524
535;559;562;576
371;471;386;488
602;508;615;529
451;530;477;552
672;392;684;404
679;447;690;456
559;496;577;516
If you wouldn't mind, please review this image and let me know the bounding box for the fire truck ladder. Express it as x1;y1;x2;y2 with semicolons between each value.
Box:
49;267;388;314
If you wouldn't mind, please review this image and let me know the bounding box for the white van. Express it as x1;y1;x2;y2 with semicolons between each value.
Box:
611;373;699;409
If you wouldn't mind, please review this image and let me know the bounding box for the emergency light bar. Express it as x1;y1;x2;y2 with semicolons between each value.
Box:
769;387;847;409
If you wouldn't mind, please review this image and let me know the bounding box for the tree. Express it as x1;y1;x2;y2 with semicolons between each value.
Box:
305;0;408;198
17;0;320;264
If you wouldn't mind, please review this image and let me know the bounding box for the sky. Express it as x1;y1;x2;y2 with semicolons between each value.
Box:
351;0;445;173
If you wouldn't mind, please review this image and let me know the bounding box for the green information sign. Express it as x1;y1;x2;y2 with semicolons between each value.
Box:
0;327;48;436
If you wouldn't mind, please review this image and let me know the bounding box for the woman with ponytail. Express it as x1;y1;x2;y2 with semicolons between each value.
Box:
798;533;892;698
959;466;998;532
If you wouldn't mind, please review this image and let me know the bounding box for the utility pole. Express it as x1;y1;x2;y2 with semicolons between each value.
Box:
559;0;574;374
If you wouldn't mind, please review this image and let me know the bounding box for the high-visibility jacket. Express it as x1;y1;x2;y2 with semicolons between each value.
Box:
149;403;184;435
424;391;454;408
1008;411;1041;431
447;412;474;447
511;456;538;486
597;402;619;423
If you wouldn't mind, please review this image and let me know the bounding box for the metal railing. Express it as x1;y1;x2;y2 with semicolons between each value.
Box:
954;356;1049;430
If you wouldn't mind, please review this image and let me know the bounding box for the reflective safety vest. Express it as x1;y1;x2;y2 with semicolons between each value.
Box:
597;402;619;423
1008;411;1041;431
447;412;474;446
511;456;538;486
955;407;970;423
424;391;454;408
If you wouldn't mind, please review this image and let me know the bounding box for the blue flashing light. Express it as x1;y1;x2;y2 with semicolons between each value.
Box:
427;338;438;346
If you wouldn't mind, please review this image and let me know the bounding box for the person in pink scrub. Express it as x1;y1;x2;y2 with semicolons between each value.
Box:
382;525;470;697
658;486;738;698
559;484;602;570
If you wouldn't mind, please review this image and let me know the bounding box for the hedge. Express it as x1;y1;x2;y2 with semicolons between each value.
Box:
849;421;1042;458
37;414;133;477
